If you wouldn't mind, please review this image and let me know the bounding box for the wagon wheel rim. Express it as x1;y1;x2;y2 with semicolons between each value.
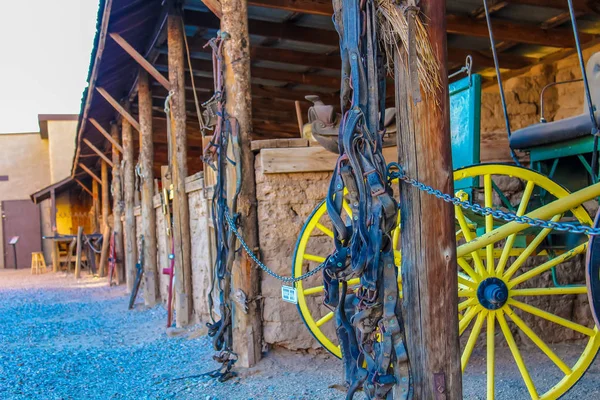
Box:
292;164;599;400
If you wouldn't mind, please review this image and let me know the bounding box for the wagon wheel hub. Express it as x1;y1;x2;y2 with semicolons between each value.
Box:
477;277;508;310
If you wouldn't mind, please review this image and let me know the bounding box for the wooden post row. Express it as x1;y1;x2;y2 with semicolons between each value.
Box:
138;69;159;306
395;0;462;398
221;0;262;368
111;123;125;285
122;107;137;294
167;13;193;327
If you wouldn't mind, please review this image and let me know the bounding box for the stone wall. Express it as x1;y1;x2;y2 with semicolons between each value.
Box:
480;43;600;162
255;160;332;350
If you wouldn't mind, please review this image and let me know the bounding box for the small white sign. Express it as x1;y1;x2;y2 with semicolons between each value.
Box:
281;286;298;304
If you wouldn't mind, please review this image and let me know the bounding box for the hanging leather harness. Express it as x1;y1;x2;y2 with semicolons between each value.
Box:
202;33;241;383
323;1;411;398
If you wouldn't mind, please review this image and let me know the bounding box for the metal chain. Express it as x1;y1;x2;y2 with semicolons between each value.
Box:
388;162;600;236
224;211;327;283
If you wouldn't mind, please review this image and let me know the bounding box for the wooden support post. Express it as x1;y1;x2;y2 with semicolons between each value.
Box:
168;12;193;327
98;161;110;277
99;167;110;276
83;138;114;168
74;226;83;279
92;180;100;233
52;241;60;273
89;118;124;153
122;105;137;294
395;1;462;398
111;123;125;285
50;188;59;272
221;0;262;368
138;69;159;306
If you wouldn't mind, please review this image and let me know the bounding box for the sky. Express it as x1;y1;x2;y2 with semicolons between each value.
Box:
0;1;100;133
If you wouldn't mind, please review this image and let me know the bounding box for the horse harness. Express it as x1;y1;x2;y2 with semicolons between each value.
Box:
322;1;411;398
202;32;241;383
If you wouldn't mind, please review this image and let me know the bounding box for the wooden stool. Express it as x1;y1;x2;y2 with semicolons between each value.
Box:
31;252;47;274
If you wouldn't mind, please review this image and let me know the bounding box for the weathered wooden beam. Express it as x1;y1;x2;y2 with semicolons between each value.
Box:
96;87;141;131
83;138;114;168
395;0;461;398
168;13;193;327
471;0;509;19
78;163;102;184
245;0;596;15
111;123;125;285
222;0;262;368
122;104;137;293
509;0;596;13
89;118;124;154
184;9;338;47
138;69;159;307
447;14;592;48
74;226;83;279
188;42;340;70
74;178;94;197
98;161;110;277
157;55;341;88
109;32;171;90
247;0;332;15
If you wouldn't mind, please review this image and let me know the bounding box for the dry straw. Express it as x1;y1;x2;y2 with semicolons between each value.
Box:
376;0;442;98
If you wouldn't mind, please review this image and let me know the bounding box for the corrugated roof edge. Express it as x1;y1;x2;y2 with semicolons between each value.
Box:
70;0;111;179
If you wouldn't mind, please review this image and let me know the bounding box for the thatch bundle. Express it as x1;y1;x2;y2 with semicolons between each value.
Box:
376;0;441;98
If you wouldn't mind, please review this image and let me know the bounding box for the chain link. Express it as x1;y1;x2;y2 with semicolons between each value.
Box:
224;212;327;283
223;163;599;284
388;162;600;236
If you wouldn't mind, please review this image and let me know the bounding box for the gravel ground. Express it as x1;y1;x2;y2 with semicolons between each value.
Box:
0;269;599;399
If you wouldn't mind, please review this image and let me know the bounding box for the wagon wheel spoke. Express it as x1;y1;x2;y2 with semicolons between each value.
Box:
316;311;334;327
458;273;477;289
497;310;539;399
508;243;587;288
303;253;327;263
487;311;495;400
510;286;587;296
484;174;495;275
495;181;535;276
455;204;487;278
458;298;477;312
461;310;487;372
503;214;562;281
315;222;334;238
504;306;572;375
458;258;482;282
459;305;481;335
303;285;325;296
508;299;595;337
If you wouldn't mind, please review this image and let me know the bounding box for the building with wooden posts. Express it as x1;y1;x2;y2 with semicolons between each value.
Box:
47;0;600;397
0;114;78;269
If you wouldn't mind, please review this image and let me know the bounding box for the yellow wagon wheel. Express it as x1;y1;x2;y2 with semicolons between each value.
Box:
292;164;599;399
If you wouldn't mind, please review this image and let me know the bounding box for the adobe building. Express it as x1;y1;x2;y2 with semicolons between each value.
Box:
0;115;78;268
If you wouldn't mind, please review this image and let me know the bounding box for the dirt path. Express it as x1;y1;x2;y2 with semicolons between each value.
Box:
0;269;598;399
